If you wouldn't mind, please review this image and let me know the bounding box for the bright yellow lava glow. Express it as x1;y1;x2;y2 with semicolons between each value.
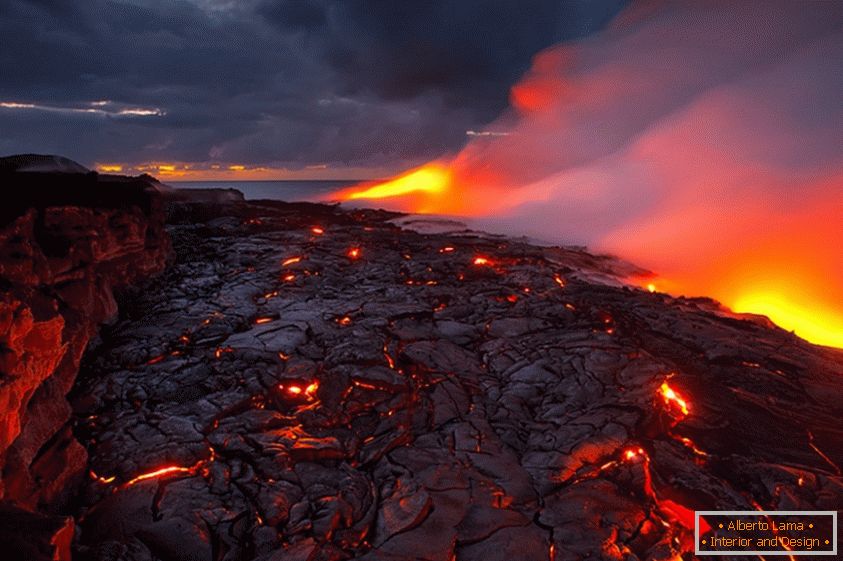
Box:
659;381;689;416
346;165;451;200
125;465;193;486
733;292;843;349
631;274;843;349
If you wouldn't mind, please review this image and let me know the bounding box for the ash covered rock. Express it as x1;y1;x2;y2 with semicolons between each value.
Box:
68;197;843;561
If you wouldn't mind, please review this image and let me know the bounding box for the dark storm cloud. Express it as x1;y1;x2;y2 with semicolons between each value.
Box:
0;0;626;169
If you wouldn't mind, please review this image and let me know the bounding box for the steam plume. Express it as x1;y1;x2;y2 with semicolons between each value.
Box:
338;1;843;347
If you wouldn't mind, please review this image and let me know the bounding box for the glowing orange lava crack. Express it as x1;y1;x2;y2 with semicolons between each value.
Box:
91;452;213;489
124;465;194;487
89;470;116;484
279;381;319;401
659;381;690;416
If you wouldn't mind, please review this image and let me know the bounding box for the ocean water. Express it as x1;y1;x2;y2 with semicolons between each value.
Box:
168;180;362;202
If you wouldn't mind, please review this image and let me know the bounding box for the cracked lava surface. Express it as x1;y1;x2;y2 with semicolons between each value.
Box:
70;199;843;561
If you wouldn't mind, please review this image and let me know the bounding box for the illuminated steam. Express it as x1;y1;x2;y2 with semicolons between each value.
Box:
337;1;843;347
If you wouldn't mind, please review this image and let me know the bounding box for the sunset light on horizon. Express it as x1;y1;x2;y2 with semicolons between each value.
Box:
94;162;394;182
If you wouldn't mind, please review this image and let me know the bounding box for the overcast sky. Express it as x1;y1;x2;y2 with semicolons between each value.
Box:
0;0;626;177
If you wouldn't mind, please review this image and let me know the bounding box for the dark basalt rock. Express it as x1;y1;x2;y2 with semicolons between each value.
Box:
61;194;841;561
0;159;171;521
2;163;842;560
0;503;74;561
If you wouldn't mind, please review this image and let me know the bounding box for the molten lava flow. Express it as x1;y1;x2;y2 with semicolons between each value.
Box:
624;447;644;461
347;247;361;259
145;354;165;365
658;499;705;533
383;343;396;369
281;257;302;266
352;380;379;391
473;256;492;266
279;381;319;401
620;444;708;554
807;430;842;475
311;226;324;235
89;470;116;484
678;436;708;458
337;165;452;213
124;465;194;487
659;381;689;417
214;346;234;359
732;291;843;349
329;2;843;349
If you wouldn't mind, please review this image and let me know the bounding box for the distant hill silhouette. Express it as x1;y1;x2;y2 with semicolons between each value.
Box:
0;153;89;174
